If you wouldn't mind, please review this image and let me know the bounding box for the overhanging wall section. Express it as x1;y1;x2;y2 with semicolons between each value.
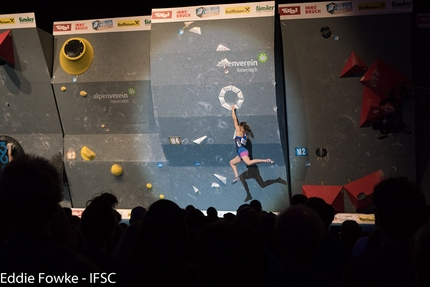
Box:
279;1;415;211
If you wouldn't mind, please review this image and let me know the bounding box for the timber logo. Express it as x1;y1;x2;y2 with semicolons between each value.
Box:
19;17;35;24
279;6;301;15
256;5;275;13
391;0;412;8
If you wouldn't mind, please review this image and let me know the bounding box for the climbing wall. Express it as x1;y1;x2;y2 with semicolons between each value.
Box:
279;0;415;212
52;16;161;208
150;1;289;212
0;13;63;175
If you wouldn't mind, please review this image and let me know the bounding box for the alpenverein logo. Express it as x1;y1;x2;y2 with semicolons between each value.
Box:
0;18;15;25
225;6;251;14
358;2;386;10
118;20;140;27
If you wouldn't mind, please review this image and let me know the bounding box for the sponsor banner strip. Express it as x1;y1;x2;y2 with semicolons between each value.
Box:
72;208;132;219
53;16;151;35
0;13;36;29
151;1;275;23
279;0;413;20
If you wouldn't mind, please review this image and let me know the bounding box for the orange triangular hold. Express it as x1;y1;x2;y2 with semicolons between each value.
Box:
0;30;14;66
302;185;344;213
360;87;383;127
360;58;412;98
339;51;368;78
343;170;384;212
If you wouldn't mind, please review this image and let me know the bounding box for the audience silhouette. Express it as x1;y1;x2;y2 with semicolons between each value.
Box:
0;155;428;287
341;177;427;287
0;154;98;286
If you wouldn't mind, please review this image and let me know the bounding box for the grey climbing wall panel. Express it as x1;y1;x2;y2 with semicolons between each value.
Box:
0;13;63;177
150;1;289;212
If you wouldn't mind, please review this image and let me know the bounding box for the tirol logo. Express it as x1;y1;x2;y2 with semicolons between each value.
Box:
279;6;301;15
391;0;413;8
54;24;71;32
19;16;35;24
92;20;113;31
152;11;172;19
0;18;15;25
417;14;430;27
256;5;275;12
305;5;322;14
326;2;353;14
196;6;221;18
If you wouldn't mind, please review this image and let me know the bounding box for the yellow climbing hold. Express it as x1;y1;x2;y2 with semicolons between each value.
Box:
80;146;96;161
111;164;123;176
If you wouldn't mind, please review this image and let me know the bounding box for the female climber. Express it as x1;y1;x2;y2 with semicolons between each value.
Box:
229;104;274;184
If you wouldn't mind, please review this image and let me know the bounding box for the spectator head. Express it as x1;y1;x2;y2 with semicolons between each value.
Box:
290;193;308;206
275;205;325;266
339;220;362;246
305;197;335;230
373;177;426;240
129;206;147;224
80;196;117;246
0;154;63;229
249;199;262;212
206;206;218;219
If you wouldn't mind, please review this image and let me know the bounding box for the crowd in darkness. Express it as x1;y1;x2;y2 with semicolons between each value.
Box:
0;154;429;286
